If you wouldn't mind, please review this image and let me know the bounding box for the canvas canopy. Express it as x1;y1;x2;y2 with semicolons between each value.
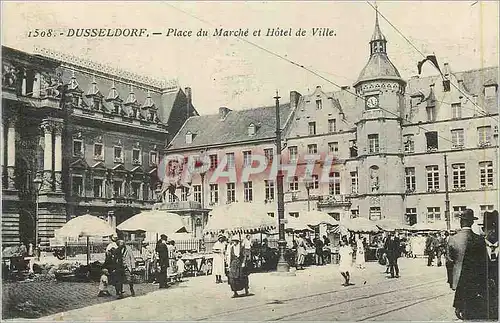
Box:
117;210;188;235
339;217;380;233
55;214;115;238
374;218;410;231
408;222;461;232
204;202;276;235
287;210;339;231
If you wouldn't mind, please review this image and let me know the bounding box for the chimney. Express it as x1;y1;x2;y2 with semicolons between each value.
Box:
185;87;192;118
443;63;450;78
219;107;231;120
289;90;301;110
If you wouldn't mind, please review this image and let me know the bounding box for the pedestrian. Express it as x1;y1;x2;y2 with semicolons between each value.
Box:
384;231;400;278
242;234;253;268
226;236;249;298
296;233;307;270
338;237;353;286
212;235;226;283
482;210;498;320
323;235;331;264
167;240;178;282
156;234;169;289
426;233;438;266
435;232;447;267
356;235;366;269
446;208;484;320
470;210;498;321
97;268;111;297
314;235;324;265
176;255;186;282
104;235;120;296
115;240;136;298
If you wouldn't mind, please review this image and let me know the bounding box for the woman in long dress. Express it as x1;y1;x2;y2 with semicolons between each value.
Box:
212;235;226;283
356;236;366;269
226;236;249;298
338;238;353;286
296;233;307;270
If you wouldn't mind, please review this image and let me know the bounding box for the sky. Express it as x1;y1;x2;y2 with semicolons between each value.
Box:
2;1;499;115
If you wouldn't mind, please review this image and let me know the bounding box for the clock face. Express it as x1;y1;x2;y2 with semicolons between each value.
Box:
366;96;379;108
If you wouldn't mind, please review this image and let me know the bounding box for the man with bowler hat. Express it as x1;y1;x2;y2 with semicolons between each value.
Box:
446;208;484;320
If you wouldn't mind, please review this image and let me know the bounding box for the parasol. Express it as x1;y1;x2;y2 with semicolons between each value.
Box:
339;217;380;233
54;214;116;264
117;210;188;235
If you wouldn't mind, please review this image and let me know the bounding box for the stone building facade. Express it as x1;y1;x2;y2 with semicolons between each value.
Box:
166;12;498;228
1;46;198;247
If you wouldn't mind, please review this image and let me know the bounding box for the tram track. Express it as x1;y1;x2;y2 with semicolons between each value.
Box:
270;278;444;321
197;276;444;321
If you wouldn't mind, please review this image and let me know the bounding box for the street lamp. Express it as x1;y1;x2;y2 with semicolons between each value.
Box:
33;174;43;255
305;181;313;212
274;91;289;273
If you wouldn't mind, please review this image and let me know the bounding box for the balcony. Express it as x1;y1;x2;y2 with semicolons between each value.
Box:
156;200;204;211
317;195;352;207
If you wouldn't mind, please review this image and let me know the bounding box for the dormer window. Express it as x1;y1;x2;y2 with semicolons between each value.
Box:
248;124;256;136
186;131;193;144
485;83;498;98
316;99;322;110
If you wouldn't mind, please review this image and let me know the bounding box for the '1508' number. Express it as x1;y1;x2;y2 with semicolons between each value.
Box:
28;29;55;37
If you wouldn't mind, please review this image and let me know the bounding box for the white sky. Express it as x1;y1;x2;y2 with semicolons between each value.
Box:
2;1;499;115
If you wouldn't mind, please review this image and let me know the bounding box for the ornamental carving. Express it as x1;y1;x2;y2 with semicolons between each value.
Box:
2;62;17;88
370;196;380;205
370;165;380;193
40;120;53;134
53;122;64;135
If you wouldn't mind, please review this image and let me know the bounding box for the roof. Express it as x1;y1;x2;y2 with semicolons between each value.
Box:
371;11;386;42
168;104;292;150
355;53;402;86
60;68;166;119
405;66;499;122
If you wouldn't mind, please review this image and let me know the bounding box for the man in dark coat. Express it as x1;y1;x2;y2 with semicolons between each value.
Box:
446;209;485;320
481;210;498;320
383;231;400;278
156;234;169;289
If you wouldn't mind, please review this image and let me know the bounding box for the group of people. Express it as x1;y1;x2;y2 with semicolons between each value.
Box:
100;234;187;298
153;234;186;288
212;234;252;298
446;209;498;320
425;231;449;266
101;235;137;298
293;233;331;269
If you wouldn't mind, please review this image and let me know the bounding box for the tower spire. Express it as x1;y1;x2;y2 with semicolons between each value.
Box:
370;2;387;55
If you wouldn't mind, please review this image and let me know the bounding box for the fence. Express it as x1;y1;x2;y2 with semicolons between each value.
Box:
59;237;277;258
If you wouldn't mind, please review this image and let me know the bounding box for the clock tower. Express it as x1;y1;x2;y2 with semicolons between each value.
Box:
351;8;407;223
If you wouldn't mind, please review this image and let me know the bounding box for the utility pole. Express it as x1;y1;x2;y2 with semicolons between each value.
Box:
274;91;289;273
444;154;451;232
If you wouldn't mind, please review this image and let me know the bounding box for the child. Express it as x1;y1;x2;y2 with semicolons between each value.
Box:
98;268;111;297
176;255;185;282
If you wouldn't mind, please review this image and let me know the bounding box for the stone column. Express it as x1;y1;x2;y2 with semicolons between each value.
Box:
53;122;63;192
6;115;17;190
40;120;53;192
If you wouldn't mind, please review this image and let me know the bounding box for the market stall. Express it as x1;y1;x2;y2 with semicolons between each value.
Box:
55;214;116;265
117;210;192;281
204;202;277;271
